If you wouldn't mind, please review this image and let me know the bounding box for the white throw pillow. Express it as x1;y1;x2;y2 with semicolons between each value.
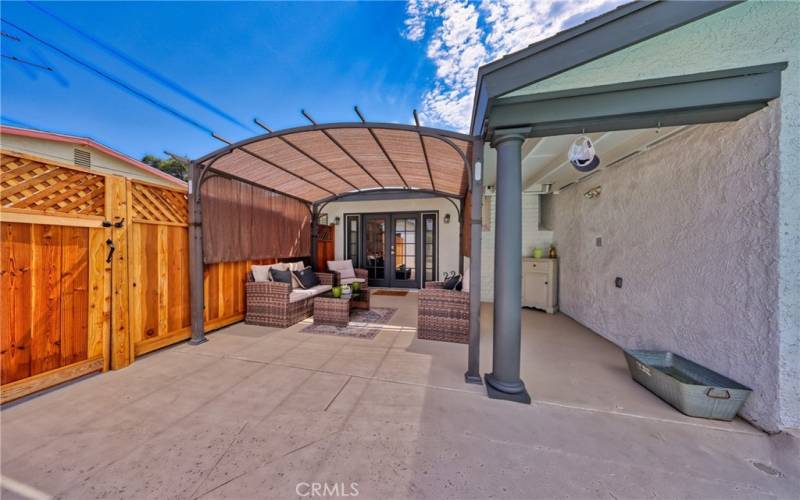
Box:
327;260;356;279
288;261;305;271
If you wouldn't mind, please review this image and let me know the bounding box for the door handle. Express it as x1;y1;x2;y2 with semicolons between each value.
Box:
106;238;116;263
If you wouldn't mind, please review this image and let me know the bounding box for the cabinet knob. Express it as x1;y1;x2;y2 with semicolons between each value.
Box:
545;281;548;285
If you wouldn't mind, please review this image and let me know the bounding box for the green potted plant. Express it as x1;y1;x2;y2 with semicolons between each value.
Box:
351;281;361;293
331;286;342;298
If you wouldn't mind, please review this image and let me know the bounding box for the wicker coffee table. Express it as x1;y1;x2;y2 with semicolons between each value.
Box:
313;291;364;327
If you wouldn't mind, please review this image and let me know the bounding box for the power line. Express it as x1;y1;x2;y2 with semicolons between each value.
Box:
2;53;53;71
1;31;21;41
27;1;253;132
2;18;214;134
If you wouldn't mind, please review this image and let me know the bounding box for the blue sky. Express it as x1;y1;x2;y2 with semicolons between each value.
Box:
2;1;432;159
1;0;624;161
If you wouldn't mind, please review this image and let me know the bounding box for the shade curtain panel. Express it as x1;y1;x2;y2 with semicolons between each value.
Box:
201;176;311;264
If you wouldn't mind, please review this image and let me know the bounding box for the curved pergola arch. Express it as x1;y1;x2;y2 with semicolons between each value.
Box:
192;122;474;205
196;122;474;163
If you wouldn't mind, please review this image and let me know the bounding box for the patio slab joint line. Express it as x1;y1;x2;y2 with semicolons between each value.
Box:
324;376;352;411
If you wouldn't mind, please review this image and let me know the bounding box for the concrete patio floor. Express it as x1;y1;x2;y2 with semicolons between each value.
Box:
2;291;798;499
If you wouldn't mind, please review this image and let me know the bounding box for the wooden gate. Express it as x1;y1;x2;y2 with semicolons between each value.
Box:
315;224;335;271
2;149;287;402
1;151;119;403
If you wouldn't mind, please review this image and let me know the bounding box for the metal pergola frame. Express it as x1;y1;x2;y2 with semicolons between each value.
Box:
187;122;485;385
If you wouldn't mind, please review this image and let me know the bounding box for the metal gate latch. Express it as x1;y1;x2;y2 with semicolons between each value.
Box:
106;239;116;263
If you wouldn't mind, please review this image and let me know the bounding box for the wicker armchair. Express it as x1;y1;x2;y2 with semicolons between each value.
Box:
417;281;469;344
245;271;334;328
327;267;369;287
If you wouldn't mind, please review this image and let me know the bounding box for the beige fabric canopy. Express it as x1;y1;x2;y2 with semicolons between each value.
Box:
196;123;474;203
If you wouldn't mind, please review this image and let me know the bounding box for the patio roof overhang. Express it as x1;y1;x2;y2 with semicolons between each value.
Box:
485;63;785;139
194;122;475;205
469;0;740;138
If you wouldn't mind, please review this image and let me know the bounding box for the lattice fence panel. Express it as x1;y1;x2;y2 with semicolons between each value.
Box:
318;224;333;241
1;152;105;217
130;181;188;225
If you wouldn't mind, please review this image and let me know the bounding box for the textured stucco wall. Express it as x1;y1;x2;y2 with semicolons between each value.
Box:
551;104;782;431
515;1;800;428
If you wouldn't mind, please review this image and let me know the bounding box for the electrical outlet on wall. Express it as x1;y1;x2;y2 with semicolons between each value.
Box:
596;236;602;247
615;277;623;288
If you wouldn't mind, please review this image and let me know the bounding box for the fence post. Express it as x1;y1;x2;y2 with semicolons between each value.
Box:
106;175;131;369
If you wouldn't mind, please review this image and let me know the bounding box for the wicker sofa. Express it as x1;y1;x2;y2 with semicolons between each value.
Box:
417;281;469;344
245;270;334;328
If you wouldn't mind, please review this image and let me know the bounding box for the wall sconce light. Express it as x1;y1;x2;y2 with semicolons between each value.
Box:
583;186;602;199
443;213;451;224
333;216;341;225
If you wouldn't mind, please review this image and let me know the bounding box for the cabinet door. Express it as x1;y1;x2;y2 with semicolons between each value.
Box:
523;271;549;307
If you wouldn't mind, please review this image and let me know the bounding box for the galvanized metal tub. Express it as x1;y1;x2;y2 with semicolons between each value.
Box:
624;350;751;421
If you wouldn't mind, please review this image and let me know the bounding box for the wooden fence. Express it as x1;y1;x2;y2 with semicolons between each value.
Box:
1;149;278;403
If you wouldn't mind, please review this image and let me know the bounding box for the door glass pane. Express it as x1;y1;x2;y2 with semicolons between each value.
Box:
394;216;416;281
423;214;436;282
366;218;385;280
346;216;359;264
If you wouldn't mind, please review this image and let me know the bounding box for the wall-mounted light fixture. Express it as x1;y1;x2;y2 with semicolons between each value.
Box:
443;213;451;224
583;186;602;199
333;216;341;225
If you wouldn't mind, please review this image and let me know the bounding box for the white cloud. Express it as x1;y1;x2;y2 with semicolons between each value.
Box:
403;0;427;41
404;0;627;132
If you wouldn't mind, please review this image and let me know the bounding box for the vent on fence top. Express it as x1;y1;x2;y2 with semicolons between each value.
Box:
73;148;91;168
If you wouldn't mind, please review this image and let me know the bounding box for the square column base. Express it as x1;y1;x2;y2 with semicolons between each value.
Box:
464;371;483;385
485;373;531;404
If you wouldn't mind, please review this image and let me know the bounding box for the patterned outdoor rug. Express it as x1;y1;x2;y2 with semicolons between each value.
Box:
300;307;397;339
373;290;409;296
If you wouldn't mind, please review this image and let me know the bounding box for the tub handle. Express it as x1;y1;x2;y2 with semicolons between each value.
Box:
705;388;731;399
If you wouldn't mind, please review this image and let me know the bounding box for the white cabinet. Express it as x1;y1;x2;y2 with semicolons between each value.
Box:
522;258;558;314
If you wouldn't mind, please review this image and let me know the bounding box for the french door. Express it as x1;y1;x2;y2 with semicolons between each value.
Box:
362;213;421;288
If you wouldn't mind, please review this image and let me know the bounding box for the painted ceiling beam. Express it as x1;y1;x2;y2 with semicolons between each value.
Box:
487;63;785;138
